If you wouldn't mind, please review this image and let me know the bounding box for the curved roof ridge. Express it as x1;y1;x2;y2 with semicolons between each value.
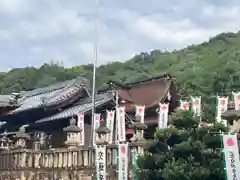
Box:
22;79;74;98
18;76;89;101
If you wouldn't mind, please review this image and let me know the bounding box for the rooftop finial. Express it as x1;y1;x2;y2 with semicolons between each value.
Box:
70;117;76;125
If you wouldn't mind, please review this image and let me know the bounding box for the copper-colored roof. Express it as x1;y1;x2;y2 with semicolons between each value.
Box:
118;77;172;108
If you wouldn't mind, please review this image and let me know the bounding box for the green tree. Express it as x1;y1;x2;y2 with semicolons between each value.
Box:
2;32;240;121
138;110;228;180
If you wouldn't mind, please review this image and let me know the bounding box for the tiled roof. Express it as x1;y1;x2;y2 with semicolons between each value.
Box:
118;77;172;107
11;89;63;113
35;93;113;123
9;76;90;113
20;80;74;99
0;95;17;107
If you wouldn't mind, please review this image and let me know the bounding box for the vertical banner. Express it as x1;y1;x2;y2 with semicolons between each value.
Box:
106;110;115;144
232;92;240;110
179;100;189;110
93;113;101;146
158;103;169;129
77;114;85;146
117;106;126;142
118;143;128;180
96;146;106;180
221;134;240;180
216;96;228;125
135;106;145;123
132;150;138;180
135;105;145;138
191;96;201;117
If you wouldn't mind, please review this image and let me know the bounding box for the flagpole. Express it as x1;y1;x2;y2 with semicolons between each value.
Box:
89;0;99;167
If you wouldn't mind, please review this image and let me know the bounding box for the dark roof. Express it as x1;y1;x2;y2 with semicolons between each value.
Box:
116;74;172;108
124;73;170;86
221;110;240;120
0;95;19;107
35;93;113;123
7;76;90;113
63;125;82;132
95;121;110;134
11;89;63;113
20;80;74;99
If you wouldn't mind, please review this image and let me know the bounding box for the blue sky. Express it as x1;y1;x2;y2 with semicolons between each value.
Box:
0;0;240;71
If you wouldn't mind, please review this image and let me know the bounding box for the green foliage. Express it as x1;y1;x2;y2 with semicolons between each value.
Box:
138;110;228;180
1;32;240;120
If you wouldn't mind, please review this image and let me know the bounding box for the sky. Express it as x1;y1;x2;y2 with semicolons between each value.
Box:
0;0;240;71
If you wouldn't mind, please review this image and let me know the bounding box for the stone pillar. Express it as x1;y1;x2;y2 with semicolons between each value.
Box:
63;152;67;168
13;126;30;149
0;133;11;151
95;119;111;145
32;131;46;150
12;126;30;169
58;152;63;168
131;116;147;155
34;153;41;168
63;118;82;149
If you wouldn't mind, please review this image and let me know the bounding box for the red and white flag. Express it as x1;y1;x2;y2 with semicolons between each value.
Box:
135;105;145;138
232;92;240;110
221;134;240;180
117;107;126;142
93;113;101;146
118;143;128;180
179;100;189;110
106;110;115;144
158;103;169;129
216;96;228;125
77;114;85;146
135;105;145;123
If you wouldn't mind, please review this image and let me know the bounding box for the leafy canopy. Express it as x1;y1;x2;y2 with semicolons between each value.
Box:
138;110;228;180
1;32;240;120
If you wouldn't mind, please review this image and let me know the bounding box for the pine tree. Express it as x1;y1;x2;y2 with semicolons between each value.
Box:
138;110;228;180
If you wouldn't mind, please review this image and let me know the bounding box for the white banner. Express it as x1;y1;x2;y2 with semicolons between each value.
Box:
179;100;189;110
93;113;101;146
106;110;115;144
191;96;201;116
77;114;85;146
158;103;169;129
96;146;106;180
233;92;240;110
118;143;128;180
135;105;145;138
135;105;145;123
222;134;240;180
216;96;228;125
117;107;126;142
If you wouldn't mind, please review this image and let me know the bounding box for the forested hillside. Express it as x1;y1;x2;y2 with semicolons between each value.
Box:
1;32;240;121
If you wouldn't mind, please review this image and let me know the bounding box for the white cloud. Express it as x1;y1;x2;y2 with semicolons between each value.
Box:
15;10;92;40
129;16;218;48
30;46;44;54
0;30;12;39
0;0;32;14
0;0;240;70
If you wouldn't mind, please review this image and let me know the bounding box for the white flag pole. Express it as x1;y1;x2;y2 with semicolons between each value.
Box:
89;0;100;168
